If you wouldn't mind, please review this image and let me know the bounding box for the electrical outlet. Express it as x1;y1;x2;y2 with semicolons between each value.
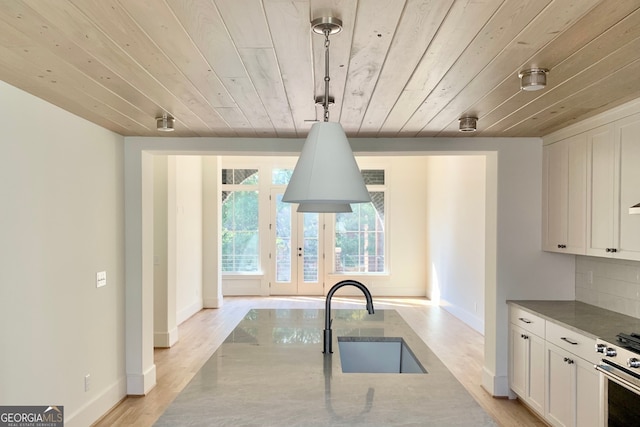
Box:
84;374;91;392
96;271;107;288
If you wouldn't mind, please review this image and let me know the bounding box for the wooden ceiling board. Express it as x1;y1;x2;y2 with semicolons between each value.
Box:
377;0;504;136
166;0;275;135
0;0;637;138
400;0;555;136
470;0;640;136
0;22;152;135
26;0;215;134
263;0;316;135
511;57;640;137
482;17;640;135
418;0;602;136
358;0;455;136
338;0;405;134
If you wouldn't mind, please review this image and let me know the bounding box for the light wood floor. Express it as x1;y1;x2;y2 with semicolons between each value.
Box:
93;297;547;426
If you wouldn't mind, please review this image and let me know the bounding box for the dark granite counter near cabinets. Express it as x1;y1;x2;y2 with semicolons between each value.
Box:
507;300;640;345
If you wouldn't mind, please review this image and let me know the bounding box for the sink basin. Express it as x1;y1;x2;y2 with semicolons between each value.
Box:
337;337;427;374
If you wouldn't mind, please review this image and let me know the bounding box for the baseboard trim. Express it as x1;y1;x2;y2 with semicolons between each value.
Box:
126;364;156;395
64;377;127;427
177;300;203;325
203;296;223;308
481;366;510;397
154;327;179;348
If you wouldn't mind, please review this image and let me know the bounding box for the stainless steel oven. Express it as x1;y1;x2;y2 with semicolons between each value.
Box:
595;335;640;426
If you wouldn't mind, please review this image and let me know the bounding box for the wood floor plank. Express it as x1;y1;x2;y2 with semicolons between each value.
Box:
93;297;545;426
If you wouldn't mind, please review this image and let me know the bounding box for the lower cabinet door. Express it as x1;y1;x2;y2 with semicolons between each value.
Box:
528;333;546;415
575;356;600;427
546;343;574;427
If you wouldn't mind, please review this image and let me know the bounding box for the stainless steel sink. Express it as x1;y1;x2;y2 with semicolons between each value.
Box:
337;337;427;374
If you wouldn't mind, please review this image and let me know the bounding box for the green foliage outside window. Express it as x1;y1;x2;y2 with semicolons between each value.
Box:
335;192;385;273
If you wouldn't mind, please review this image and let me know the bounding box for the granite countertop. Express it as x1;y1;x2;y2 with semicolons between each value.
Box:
507;300;640;344
155;309;496;426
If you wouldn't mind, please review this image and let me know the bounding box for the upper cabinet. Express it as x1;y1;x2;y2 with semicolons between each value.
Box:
543;109;640;261
587;124;617;257
617;116;640;259
542;134;587;254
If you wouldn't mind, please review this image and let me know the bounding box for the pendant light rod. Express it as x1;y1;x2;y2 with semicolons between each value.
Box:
311;17;342;123
323;28;331;122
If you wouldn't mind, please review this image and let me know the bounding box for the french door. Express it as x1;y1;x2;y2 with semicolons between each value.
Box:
270;189;325;295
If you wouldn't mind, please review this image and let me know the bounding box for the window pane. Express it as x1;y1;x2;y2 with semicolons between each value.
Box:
272;169;293;185
275;194;292;282
221;190;259;272
362;169;385;185
303;213;319;282
334;192;385;273
222;168;258;185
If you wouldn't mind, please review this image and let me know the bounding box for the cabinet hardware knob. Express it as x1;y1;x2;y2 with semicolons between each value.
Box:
628;358;640;368
611;248;618;253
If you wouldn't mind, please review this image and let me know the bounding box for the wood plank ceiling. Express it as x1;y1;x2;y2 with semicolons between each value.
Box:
0;0;639;138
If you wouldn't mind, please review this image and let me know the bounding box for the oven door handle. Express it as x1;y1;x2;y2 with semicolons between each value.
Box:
596;363;640;395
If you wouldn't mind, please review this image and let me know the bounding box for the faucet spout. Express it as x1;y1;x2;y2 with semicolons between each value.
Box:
323;280;375;354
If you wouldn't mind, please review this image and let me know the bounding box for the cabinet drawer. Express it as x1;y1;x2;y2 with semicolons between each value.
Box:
546;321;597;363
510;306;545;337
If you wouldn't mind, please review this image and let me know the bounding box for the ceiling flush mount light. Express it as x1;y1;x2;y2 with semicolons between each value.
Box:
156;113;175;132
518;68;549;91
282;17;370;210
459;116;478;132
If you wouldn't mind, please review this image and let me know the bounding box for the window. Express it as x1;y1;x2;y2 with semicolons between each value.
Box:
334;170;386;273
221;169;259;273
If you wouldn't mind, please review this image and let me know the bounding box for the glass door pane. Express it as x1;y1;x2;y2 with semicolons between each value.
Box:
270;189;324;295
301;213;319;283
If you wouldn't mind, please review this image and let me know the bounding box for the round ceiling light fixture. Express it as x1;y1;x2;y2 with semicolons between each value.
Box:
518;68;549;91
156;113;175;132
459;116;478;132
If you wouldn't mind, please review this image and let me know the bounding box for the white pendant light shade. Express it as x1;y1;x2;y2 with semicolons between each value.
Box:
283;122;371;204
297;203;352;213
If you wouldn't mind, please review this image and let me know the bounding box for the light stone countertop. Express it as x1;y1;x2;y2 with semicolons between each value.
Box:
507;300;640;344
155;308;497;426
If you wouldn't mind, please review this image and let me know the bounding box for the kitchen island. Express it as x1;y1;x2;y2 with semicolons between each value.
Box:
155;308;496;426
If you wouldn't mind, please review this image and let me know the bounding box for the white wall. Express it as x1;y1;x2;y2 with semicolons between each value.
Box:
173;156;204;324
425;155;486;333
0;81;126;426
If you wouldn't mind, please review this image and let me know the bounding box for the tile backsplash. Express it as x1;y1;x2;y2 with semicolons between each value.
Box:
576;256;640;318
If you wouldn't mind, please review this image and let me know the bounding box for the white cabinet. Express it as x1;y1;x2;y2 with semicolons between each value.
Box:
587;116;640;260
544;322;600;427
545;342;600;427
509;306;601;426
543;111;640;261
617;115;640;259
542;134;588;253
509;307;546;416
588;124;617;257
546;342;573;427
